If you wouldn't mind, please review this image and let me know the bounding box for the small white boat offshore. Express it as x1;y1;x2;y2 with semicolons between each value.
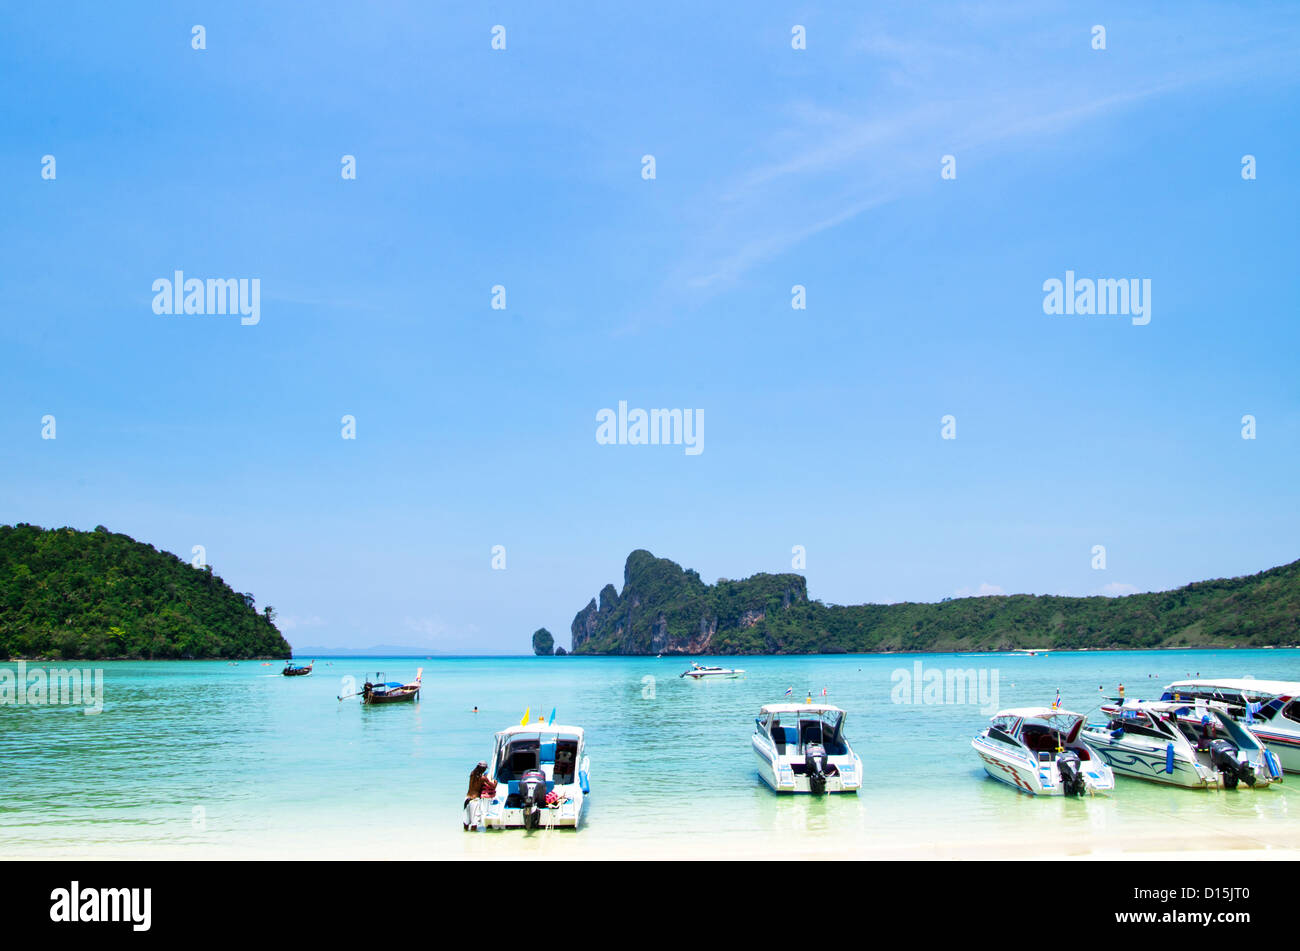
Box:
752;703;862;794
467;722;591;830
680;662;745;680
972;707;1115;797
1162;679;1300;773
1082;699;1282;790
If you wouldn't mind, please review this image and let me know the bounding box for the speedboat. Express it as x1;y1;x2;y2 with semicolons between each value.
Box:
468;722;590;830
752;703;862;794
681;662;745;680
972;707;1114;796
1162;679;1300;773
282;660;313;677
1082;698;1281;789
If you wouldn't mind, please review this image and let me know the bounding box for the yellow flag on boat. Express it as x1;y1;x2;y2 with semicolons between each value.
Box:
520;707;530;726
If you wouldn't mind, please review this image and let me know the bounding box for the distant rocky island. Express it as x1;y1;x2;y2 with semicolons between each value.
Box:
566;549;1300;654
0;524;291;660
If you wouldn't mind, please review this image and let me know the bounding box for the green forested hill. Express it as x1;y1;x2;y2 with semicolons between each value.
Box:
569;550;1300;654
0;524;291;660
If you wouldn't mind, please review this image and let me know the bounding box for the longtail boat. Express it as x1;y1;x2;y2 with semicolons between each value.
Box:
339;669;422;705
282;660;314;677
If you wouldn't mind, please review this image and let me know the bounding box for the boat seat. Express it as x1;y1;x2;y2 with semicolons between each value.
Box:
772;726;798;751
800;726;845;755
509;751;539;773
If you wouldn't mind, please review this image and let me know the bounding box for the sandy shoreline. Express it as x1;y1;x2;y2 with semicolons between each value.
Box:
11;825;1299;862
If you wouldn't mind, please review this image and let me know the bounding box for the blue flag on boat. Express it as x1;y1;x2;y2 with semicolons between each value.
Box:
548;707;556;725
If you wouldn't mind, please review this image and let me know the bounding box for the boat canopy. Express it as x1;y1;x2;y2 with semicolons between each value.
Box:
991;707;1084;722
1166;678;1300;699
759;703;845;716
494;722;584;740
1105;698;1264;751
1111;699;1200;715
991;708;1084;744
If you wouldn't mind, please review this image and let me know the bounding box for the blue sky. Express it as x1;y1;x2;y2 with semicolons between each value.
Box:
2;2;1298;652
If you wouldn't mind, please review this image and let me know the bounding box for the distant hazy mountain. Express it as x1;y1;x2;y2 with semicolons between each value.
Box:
568;549;1300;654
291;645;487;657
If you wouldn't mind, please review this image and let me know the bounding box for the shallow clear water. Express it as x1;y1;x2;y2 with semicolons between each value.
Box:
2;650;1298;859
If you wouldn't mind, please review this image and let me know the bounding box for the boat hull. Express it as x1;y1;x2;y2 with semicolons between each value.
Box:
752;737;862;794
1082;728;1280;789
971;736;1114;796
470;785;587;830
362;688;420;704
1248;728;1300;773
684;671;744;680
1083;735;1218;788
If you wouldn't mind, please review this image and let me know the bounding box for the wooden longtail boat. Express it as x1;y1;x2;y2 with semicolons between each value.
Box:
360;669;422;705
282;660;314;677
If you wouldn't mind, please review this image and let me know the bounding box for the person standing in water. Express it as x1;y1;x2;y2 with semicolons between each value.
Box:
464;761;489;830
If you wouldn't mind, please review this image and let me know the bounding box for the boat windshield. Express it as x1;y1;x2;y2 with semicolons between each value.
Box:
761;710;846;754
1184;707;1261;751
1110;707;1181;741
994;714;1080;748
990;715;1022;735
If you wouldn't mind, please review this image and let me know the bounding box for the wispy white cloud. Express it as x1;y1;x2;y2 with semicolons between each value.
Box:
403;616;451;639
676;14;1300;290
277;614;325;631
1096;582;1141;597
954;582;1006;598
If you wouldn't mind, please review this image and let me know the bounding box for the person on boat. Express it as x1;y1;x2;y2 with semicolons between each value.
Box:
1196;714;1216;752
464;761;489;831
466;762;488;802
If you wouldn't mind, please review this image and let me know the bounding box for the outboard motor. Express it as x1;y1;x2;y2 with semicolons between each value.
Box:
1056;749;1087;797
519;768;548;828
804;743;828;794
1209;739;1255;789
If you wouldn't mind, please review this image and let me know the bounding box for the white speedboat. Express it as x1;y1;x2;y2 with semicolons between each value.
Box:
466;722;591;830
972;707;1114;796
1082;699;1281;790
681;662;745;680
752;703;862;794
1163;679;1300;773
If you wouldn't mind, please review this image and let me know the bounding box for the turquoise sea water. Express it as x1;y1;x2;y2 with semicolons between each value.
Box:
2;650;1299;859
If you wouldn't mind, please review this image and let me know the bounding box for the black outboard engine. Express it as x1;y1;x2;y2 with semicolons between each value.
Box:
519;769;548;828
1056;749;1087;797
804;743;828;795
1209;739;1256;790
